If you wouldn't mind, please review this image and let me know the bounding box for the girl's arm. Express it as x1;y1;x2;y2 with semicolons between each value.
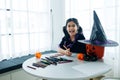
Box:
58;47;72;56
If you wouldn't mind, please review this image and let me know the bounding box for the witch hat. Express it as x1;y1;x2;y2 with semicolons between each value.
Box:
78;11;118;47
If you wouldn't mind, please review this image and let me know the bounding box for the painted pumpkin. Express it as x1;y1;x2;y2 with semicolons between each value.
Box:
86;44;104;59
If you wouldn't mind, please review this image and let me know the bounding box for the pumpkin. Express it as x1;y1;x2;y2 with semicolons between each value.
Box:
86;44;104;59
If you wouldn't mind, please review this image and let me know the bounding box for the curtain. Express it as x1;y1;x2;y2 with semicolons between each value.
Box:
0;0;51;61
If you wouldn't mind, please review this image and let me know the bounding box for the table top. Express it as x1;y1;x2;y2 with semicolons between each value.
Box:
22;53;112;80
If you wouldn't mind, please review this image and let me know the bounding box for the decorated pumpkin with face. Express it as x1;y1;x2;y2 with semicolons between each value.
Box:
86;44;104;59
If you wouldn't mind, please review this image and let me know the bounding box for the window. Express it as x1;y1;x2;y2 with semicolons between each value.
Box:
0;0;51;61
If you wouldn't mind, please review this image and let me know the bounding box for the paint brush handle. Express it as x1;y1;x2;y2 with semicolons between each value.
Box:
63;45;67;50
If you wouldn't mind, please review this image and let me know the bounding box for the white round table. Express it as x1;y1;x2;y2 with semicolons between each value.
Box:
22;53;112;80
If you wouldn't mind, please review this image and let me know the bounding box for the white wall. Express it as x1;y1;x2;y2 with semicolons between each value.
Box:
50;0;65;51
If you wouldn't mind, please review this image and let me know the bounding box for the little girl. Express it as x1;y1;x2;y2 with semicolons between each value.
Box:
58;18;86;56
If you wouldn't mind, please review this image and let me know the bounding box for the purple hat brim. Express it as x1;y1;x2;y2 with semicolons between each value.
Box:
78;40;118;47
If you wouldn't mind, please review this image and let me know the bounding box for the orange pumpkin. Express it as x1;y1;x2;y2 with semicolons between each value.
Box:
77;53;84;60
86;44;104;59
35;51;42;59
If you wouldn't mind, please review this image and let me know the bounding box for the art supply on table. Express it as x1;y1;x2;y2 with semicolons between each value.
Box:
27;66;36;70
50;53;64;57
32;62;47;68
32;56;73;68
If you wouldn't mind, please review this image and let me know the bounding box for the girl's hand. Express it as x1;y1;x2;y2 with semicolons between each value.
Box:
64;48;72;56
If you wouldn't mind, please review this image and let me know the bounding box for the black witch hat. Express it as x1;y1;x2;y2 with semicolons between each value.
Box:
78;11;118;47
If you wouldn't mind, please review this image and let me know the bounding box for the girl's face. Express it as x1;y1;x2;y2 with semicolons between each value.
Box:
66;21;78;36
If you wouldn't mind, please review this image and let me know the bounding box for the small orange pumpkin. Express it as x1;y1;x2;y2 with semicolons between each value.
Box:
35;51;42;59
77;53;84;60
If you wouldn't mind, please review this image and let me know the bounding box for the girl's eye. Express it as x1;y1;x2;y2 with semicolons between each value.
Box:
72;25;75;27
68;25;70;27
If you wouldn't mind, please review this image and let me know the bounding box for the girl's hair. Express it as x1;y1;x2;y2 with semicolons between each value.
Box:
63;18;83;38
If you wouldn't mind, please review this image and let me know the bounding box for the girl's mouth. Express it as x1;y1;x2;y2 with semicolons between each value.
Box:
69;30;75;33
